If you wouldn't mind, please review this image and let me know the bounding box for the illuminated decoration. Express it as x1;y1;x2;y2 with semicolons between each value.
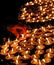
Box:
18;0;54;22
0;25;54;65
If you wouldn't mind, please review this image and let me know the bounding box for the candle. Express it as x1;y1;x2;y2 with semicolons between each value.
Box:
36;44;45;49
42;59;46;63
31;38;34;41
44;33;52;37
47;25;54;29
31;58;39;64
1;44;9;49
35;50;44;55
9;48;17;54
7;38;12;45
25;2;29;6
38;60;42;65
26;30;31;34
5;53;14;60
21;34;25;38
26;33;31;38
38;37;45;44
44;58;51;63
41;27;47;32
11;42;18;48
15;38;19;42
17;47;24;53
21;50;30;55
46;48;53;53
33;29;38;33
0;49;8;55
47;53;51;58
44;53;53;58
45;37;53;45
13;60;22;65
22;54;30;60
29;1;34;5
12;55;21;60
31;54;40;59
41;59;47;65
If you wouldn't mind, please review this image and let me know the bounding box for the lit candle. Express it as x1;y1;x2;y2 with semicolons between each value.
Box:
13;60;22;65
44;53;53;58
21;34;25;38
7;38;11;45
45;38;53;45
26;30;31;33
31;54;40;59
31;58;39;64
44;33;52;37
25;2;29;6
44;58;51;63
41;27;47;32
31;38;34;42
1;44;9;49
29;1;34;5
11;42;18;48
35;50;44;55
22;50;30;55
9;48;17;54
5;53;14;60
33;29;38;33
12;55;21;60
47;53;51;58
36;44;45;49
46;48;53;53
0;49;8;55
17;46;24;53
42;59;46;63
15;38;19;42
38;60;42;65
22;54;30;60
26;34;31;38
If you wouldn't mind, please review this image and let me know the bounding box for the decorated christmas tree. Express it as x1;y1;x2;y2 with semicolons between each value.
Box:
0;0;54;65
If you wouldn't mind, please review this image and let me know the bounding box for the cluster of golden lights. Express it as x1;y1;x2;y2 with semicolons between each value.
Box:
0;25;54;65
18;0;54;22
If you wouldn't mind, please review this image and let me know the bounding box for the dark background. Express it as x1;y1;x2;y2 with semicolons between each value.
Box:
0;0;54;65
0;0;31;40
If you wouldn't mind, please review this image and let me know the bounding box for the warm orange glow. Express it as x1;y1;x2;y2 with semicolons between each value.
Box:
7;25;26;38
18;0;54;23
0;25;54;65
